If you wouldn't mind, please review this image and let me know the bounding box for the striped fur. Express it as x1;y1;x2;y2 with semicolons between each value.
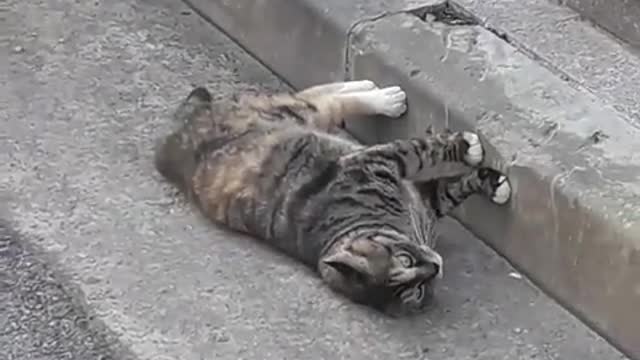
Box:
153;81;511;315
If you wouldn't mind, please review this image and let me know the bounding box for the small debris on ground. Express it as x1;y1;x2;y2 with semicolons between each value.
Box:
509;272;523;279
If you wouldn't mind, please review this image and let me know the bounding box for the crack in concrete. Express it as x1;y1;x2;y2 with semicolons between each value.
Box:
343;0;586;96
343;2;448;80
411;1;478;25
344;10;410;80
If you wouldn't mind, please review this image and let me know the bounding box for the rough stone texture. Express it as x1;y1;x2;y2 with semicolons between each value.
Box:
0;0;631;359
457;0;640;131
560;0;640;49
0;221;138;360
186;0;640;359
182;0;437;89
347;14;640;359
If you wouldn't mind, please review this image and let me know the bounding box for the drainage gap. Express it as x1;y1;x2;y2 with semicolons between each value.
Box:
411;1;514;44
410;1;581;92
411;1;478;26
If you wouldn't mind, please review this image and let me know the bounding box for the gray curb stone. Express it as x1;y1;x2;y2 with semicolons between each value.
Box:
184;0;640;358
562;0;640;49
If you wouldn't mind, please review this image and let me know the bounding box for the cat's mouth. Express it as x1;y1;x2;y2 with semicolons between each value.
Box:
392;271;439;306
375;281;436;317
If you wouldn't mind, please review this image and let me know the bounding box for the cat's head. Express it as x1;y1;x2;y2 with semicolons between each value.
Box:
318;235;443;314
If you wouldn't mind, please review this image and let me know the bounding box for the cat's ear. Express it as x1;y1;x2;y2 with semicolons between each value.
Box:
322;250;373;278
173;87;213;125
425;124;435;136
186;86;212;104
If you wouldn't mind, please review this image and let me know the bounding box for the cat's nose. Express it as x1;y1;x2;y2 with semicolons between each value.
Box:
421;246;444;279
429;262;442;280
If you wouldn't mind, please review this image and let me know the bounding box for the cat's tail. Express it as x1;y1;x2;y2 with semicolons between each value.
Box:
154;86;213;194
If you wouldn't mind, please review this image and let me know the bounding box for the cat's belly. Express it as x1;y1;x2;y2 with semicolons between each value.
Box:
190;135;277;233
189;130;337;248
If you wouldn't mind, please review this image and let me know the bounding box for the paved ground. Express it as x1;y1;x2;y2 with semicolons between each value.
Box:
0;0;630;359
459;0;640;131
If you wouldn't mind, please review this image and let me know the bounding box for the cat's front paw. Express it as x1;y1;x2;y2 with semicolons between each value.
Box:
491;174;511;205
373;86;408;118
480;168;512;205
462;132;484;166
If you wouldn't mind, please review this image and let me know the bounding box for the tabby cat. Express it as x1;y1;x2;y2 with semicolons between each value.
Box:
153;80;511;315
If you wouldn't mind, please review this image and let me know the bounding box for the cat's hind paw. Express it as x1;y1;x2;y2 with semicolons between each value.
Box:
462;132;484;166
479;168;512;205
491;175;512;205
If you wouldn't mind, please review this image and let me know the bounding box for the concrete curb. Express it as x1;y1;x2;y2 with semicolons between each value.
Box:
184;0;640;358
563;0;640;49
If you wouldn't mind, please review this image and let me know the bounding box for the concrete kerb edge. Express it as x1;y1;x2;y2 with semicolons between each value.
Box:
343;10;417;82
181;0;638;358
342;2;473;82
345;12;639;360
562;0;640;49
181;0;298;89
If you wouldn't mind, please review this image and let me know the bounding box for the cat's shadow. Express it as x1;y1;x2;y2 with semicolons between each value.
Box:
308;216;532;344
180;197;533;350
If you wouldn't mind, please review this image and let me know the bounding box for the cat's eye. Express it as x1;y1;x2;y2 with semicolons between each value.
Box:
396;252;414;268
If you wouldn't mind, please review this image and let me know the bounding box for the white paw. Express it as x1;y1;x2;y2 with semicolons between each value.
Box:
338;80;378;93
371;86;407;118
492;175;512;205
462;131;483;166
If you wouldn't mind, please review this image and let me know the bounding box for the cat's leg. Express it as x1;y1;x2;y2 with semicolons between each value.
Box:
232;81;380;118
302;86;408;130
238;84;405;131
296;80;378;99
339;129;485;180
233;82;377;110
417;168;512;218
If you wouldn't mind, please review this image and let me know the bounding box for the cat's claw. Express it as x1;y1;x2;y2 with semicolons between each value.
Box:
491;175;512;205
462;132;484;166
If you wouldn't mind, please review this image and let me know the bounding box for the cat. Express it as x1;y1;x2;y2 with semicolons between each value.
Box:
153;80;511;315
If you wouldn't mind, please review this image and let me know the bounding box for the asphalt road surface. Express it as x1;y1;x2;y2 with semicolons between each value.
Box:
0;0;630;359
